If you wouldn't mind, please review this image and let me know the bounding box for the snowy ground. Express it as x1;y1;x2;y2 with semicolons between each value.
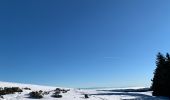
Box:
0;81;169;100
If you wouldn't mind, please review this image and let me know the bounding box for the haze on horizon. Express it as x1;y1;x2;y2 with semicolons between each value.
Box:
0;0;170;88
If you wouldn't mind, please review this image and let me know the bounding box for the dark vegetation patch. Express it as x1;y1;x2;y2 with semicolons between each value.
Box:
55;88;69;93
51;88;69;98
42;91;50;95
0;95;3;99
84;94;89;98
0;87;23;95
29;91;43;99
51;88;62;98
51;94;62;98
23;87;31;90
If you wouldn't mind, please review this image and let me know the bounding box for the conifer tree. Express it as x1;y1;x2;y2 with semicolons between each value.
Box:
165;53;170;96
151;52;170;96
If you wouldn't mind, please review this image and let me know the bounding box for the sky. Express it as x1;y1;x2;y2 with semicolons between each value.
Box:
0;0;170;88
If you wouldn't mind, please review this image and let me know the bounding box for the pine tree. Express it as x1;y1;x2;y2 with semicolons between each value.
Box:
151;52;165;96
151;52;170;96
165;53;170;96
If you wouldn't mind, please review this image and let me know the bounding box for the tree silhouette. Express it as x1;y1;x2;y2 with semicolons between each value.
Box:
151;52;170;96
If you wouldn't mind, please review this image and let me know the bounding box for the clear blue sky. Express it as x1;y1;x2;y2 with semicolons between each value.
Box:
0;0;170;88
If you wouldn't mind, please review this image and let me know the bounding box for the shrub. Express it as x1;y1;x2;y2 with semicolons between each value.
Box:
54;88;61;94
52;94;62;98
0;95;3;99
54;88;69;93
42;91;49;95
23;87;31;90
11;87;23;92
62;90;67;93
4;87;15;94
39;90;43;93
0;87;23;95
55;90;61;94
55;88;61;91
0;90;5;95
84;94;89;98
51;88;63;98
61;89;69;93
29;91;43;99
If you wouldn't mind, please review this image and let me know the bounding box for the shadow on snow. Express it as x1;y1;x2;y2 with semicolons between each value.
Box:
90;91;169;100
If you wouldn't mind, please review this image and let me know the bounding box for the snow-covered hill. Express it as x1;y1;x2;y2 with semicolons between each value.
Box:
0;81;169;100
0;81;56;91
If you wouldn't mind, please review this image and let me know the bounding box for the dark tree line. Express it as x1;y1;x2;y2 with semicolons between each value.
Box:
151;52;170;97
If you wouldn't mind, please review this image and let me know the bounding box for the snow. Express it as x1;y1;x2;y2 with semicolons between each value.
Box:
0;81;169;100
0;81;56;91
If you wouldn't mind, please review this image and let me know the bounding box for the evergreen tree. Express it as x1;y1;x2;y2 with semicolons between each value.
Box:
165;53;170;96
151;52;170;96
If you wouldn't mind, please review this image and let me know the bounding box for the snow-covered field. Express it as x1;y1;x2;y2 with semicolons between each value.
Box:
0;81;169;100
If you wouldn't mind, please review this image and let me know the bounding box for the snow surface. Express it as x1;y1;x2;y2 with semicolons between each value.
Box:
0;81;169;100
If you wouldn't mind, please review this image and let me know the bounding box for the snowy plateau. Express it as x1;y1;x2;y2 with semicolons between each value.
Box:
0;81;169;100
